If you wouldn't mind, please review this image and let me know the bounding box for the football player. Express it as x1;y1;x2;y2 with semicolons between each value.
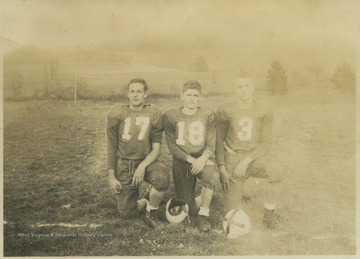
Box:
106;78;170;229
163;80;219;232
215;71;283;229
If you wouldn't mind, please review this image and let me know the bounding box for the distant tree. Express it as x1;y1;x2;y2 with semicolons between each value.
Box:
44;58;58;98
266;60;288;95
191;56;209;72
330;63;355;92
77;80;94;99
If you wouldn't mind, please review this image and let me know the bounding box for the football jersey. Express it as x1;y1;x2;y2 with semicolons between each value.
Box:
163;106;216;161
215;100;272;165
106;104;163;170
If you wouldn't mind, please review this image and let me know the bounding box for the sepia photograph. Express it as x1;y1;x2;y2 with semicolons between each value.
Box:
1;0;358;257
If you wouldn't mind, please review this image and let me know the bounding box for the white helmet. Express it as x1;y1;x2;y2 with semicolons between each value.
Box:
223;209;251;238
165;198;189;224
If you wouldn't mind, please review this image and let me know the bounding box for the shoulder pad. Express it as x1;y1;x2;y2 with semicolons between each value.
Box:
107;104;125;118
145;103;160;110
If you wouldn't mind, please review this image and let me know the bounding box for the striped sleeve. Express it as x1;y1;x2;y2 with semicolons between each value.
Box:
215;104;229;166
204;110;216;156
106;106;120;170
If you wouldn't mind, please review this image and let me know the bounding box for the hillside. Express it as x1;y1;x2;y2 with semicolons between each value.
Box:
3;37;355;99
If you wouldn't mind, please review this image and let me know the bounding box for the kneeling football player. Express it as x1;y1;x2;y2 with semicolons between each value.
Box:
106;78;170;229
215;71;283;229
163;80;220;232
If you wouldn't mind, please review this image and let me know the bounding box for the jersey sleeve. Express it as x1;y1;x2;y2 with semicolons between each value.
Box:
163;111;189;161
106;106;120;170
248;107;273;160
204;110;216;156
150;110;164;144
215;104;229;166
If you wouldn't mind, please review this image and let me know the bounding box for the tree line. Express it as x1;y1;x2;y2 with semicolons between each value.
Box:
5;57;356;100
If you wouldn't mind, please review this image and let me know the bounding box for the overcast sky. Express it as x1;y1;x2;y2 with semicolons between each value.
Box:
0;0;358;52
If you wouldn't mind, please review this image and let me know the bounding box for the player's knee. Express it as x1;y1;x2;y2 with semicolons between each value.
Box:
202;165;220;189
152;169;170;191
117;201;139;219
267;162;283;184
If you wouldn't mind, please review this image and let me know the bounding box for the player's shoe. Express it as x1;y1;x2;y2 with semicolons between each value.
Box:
142;209;159;229
137;198;148;212
263;209;278;229
198;215;211;232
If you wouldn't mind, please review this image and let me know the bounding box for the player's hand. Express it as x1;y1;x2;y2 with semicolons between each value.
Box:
191;156;207;175
108;176;122;194
234;158;252;179
205;160;215;166
219;165;236;190
132;164;146;187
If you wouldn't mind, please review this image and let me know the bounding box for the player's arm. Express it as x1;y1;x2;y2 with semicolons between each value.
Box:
214;106;235;189
247;110;273;160
132;142;161;187
163;112;191;161
204;111;216;157
106;110;122;193
215;106;228;167
234;107;273;178
133;111;164;187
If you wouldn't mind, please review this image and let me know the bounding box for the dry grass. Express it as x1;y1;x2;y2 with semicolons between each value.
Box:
3;90;356;256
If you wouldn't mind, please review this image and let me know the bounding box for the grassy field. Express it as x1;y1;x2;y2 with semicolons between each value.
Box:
3;90;356;256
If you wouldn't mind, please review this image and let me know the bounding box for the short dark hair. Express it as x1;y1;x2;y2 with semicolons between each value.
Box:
128;78;148;92
236;70;251;79
183;80;201;93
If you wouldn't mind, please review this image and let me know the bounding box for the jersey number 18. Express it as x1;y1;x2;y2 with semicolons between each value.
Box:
176;121;204;146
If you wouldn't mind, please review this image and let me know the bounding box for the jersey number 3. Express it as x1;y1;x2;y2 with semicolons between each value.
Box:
238;117;253;141
176;121;204;146
122;117;150;140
